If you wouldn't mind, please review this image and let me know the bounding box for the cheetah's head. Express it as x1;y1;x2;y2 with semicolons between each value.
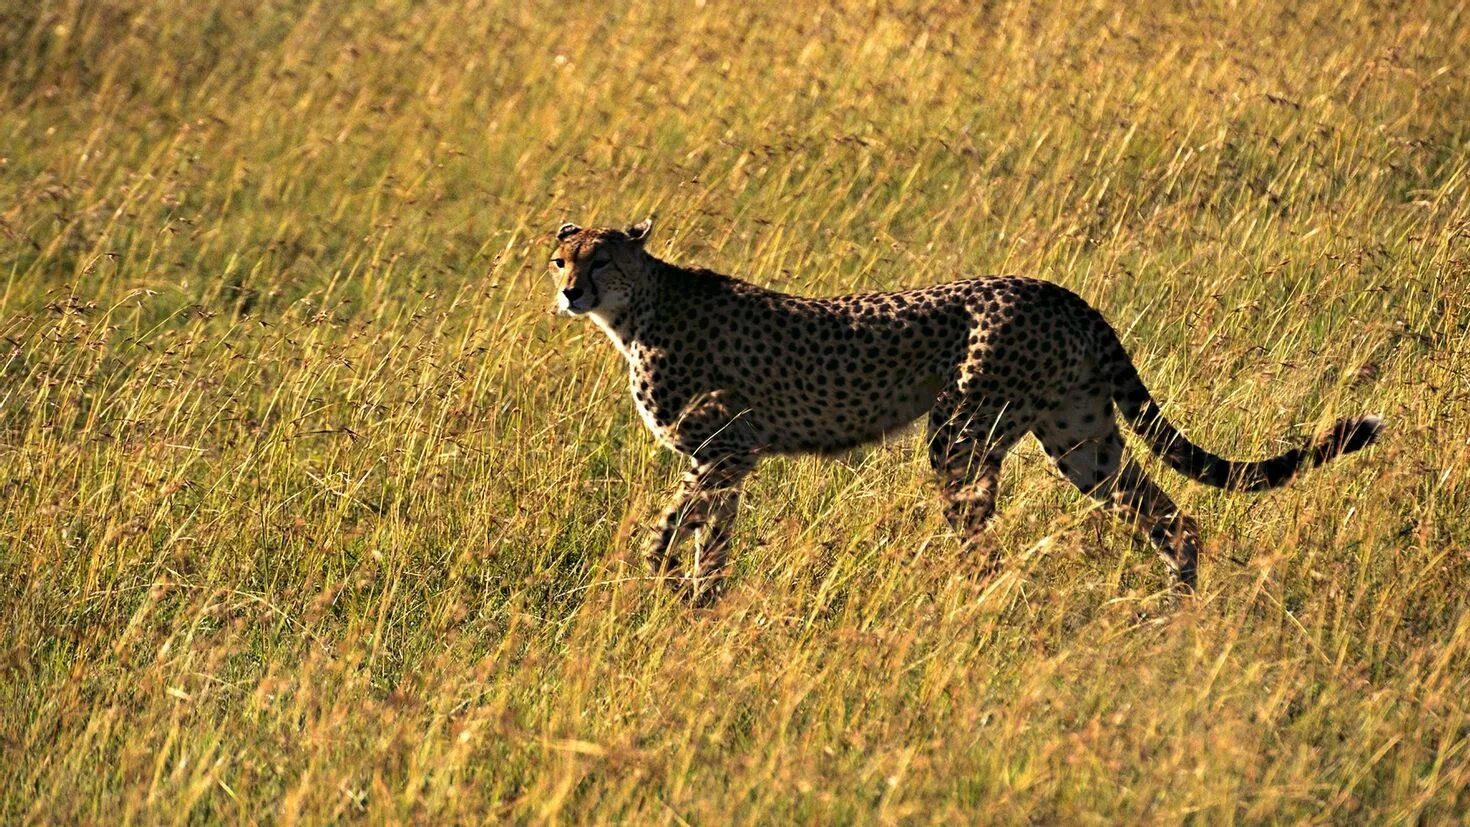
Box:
550;219;654;316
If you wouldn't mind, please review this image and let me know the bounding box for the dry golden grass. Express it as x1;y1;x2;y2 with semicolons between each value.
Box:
2;0;1468;822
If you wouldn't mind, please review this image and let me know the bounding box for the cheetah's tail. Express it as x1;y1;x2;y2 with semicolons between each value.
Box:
1107;338;1383;492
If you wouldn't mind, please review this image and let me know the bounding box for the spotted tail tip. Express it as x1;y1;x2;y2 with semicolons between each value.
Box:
1325;414;1385;458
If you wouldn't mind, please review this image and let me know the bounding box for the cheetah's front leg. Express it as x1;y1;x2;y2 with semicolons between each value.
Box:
646;454;757;605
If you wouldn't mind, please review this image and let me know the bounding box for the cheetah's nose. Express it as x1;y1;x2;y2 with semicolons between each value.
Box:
562;287;584;303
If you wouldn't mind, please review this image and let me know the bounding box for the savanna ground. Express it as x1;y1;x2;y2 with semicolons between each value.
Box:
2;0;1468;823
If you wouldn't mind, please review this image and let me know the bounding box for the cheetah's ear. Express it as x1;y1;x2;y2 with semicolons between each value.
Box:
625;217;654;245
556;222;581;240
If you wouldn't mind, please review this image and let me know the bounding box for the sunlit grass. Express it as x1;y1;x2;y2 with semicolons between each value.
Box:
1;0;1468;822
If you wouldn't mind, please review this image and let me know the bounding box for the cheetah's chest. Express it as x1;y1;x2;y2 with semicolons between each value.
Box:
588;311;678;449
624;345;679;450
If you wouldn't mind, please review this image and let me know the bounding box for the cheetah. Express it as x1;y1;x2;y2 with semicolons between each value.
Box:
551;219;1383;604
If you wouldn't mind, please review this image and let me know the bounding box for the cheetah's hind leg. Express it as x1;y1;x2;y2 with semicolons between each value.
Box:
1035;396;1199;593
927;393;1028;576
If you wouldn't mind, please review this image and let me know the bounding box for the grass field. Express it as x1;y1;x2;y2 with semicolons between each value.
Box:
2;0;1469;822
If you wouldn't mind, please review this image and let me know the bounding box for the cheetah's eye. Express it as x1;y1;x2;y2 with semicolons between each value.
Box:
551;258;565;269
590;259;610;271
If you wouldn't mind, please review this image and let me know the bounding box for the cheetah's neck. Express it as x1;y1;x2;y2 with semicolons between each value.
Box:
587;308;640;363
586;258;745;364
584;258;685;361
